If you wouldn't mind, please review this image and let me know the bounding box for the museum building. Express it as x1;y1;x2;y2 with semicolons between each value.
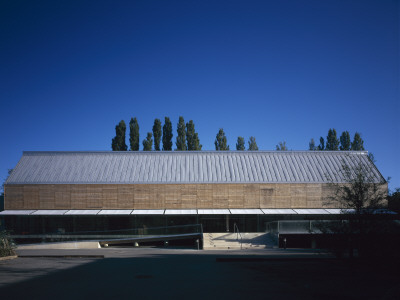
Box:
0;150;387;239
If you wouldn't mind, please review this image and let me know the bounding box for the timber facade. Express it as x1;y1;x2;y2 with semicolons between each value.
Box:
5;183;335;210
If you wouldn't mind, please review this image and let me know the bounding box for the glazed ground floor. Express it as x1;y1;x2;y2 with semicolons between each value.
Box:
2;210;398;250
1;213;344;235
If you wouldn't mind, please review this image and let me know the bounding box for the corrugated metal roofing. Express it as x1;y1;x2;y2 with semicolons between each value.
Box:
5;151;384;184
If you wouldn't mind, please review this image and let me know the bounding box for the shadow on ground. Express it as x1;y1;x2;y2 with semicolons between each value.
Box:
1;252;399;300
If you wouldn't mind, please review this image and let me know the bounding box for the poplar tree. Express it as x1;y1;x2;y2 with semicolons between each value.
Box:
339;131;351;150
152;119;162;151
129;117;139;151
236;137;245;150
176;116;187;151
276;141;287;151
186;120;202;150
111;120;127;151
351;132;365;150
326;129;339;150
248;136;259;150
215;128;229;150
309;138;316;151
318;137;325;150
162;117;173;151
142;132;153;151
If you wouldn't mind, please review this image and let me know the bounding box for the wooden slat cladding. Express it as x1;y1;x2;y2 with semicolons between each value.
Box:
228;185;244;208
4;183;348;210
5;185;24;209
39;185;55;209
102;185;118;208
55;184;70;209
260;187;274;208
70;185;87;209
23;185;39;209
196;184;212;208
87;185;103;208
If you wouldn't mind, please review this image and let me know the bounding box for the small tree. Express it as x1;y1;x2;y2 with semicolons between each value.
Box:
248;136;258;151
1;169;12;212
236;137;245;151
339;131;351;151
351;132;364;150
129;117;140;151
321;154;389;258
388;188;400;213
152;119;162;151
186;120;202;150
162;117;173;151
176;116;187;151
276;141;287;151
318;137;325;150
112;120;128;151
326;128;339;150
142;132;153;151
215;128;229;150
309;138;316;151
325;159;386;213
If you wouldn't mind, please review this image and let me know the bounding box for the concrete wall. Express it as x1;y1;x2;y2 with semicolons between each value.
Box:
4;183;341;210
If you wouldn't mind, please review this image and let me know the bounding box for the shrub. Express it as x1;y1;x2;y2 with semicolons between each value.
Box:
0;230;16;257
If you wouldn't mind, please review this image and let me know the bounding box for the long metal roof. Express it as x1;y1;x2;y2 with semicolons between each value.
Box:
5;151;384;184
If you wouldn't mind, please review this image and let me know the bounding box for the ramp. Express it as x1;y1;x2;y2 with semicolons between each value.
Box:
99;232;202;246
12;224;203;248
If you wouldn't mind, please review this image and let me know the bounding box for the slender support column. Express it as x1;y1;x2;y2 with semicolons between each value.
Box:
226;214;229;232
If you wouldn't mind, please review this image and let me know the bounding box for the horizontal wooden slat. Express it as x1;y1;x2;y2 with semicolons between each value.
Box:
3;183;361;210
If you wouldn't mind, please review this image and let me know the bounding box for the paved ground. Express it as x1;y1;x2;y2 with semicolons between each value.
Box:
0;248;399;299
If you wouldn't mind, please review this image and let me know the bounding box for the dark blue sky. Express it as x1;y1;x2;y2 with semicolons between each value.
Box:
1;0;399;189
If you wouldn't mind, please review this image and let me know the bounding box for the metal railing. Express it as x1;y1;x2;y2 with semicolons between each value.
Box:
12;224;203;244
233;223;242;250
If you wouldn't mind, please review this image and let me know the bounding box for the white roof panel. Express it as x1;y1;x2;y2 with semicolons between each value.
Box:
131;210;165;215
164;209;197;215
294;209;330;214
0;210;36;215
324;209;343;214
31;210;68;215
64;210;100;215
197;209;230;214
262;209;297;214
97;210;133;215
5;151;383;184
229;209;264;214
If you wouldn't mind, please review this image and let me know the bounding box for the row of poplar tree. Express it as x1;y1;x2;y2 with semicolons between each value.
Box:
111;117;189;151
112;119;365;152
111;117;260;151
309;129;365;151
